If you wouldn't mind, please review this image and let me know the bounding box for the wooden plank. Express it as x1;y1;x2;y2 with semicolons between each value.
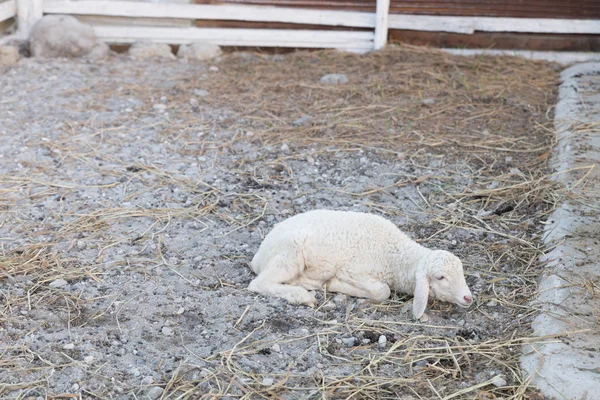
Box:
388;14;600;35
194;0;600;19
43;0;376;28
389;30;600;52
17;0;42;36
0;0;16;23
373;0;390;49
93;26;374;51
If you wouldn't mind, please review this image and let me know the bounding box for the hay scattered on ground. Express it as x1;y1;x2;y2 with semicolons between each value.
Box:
0;45;565;399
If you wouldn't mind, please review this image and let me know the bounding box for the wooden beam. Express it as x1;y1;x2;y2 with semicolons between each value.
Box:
16;0;42;36
43;0;375;28
388;14;600;35
0;0;16;23
93;26;374;52
374;0;390;50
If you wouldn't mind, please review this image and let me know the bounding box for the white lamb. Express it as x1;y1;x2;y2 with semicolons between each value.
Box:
248;209;473;320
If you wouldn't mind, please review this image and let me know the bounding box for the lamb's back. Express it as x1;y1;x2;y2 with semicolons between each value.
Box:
252;210;407;274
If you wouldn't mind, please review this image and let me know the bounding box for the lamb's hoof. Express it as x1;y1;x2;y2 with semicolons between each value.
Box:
419;313;430;323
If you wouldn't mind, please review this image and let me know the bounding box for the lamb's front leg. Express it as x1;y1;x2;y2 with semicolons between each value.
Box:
326;276;391;301
247;255;317;307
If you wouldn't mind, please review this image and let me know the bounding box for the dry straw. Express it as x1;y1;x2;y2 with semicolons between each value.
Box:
0;44;574;399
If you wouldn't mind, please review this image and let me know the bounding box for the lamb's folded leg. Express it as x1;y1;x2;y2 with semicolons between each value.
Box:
247;254;316;307
327;276;391;301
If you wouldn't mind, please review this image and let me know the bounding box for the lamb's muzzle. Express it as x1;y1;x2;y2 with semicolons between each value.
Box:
247;209;474;319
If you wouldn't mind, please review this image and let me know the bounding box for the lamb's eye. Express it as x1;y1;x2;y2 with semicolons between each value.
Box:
437;276;446;281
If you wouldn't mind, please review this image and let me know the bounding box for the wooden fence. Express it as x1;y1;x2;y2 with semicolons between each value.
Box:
1;0;599;53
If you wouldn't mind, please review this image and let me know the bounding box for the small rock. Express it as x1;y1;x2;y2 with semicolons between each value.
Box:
487;300;498;307
316;363;324;368
176;307;185;315
49;279;68;288
30;15;98;58
262;377;274;386
292;115;313;127
421;98;435;105
332;294;347;304
62;343;75;350
209;66;219;72
147;386;164;400
85;42;110;60
129;41;175;60
161;327;174;336
378;335;387;348
491;375;507;387
83;355;94;364
509;167;523;176
271;344;281;353
362;338;371;344
71;383;80;391
177;41;222;61
320;73;349;85
153;104;167;113
306;155;315;165
322;302;336;311
189;98;199;107
504;156;513;163
76;240;86;250
457;319;465;326
194;89;209;97
0;46;19;66
341;337;356;347
141;376;155;386
280;143;290;153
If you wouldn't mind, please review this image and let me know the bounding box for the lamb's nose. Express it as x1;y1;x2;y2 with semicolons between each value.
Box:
464;295;473;304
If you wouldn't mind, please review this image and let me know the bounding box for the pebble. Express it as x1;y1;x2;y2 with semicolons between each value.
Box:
76;240;86;249
83;355;94;364
322;302;336;311
71;383;79;391
306;155;315;165
153;104;167;112
341;337;356;347
271;344;281;353
378;335;387;348
292;115;313;126
63;343;75;350
280;143;290;153
189;98;199;107
491;375;507;387
317;363;324;369
487;300;498;307
362;338;371;344
262;377;274;386
141;376;155;386
421;98;435;105
162;327;174;336
49;279;68;288
209;66;219;72
320;73;349;85
176;307;185;315
194;89;209;97
332;294;347;304
147;386;164;400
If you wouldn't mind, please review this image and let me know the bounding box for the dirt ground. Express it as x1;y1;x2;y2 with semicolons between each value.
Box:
0;46;559;399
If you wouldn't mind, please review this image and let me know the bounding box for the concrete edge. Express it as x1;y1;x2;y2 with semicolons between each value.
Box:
441;49;600;65
520;62;600;400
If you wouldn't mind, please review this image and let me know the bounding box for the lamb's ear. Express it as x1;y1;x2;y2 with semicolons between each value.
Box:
412;273;429;320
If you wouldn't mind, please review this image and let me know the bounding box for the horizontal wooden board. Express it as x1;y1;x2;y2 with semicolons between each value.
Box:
196;0;600;19
389;30;600;52
93;26;374;51
0;0;16;22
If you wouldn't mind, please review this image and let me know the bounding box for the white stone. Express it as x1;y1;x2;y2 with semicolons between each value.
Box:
262;377;274;386
147;386;164;400
378;335;387;348
320;74;349;85
177;42;222;61
162;326;174;336
491;375;507;387
30;15;98;58
0;46;19;66
62;343;75;350
49;279;68;288
128;42;175;60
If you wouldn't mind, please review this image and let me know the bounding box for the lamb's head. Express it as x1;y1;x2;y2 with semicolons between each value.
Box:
412;250;473;319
